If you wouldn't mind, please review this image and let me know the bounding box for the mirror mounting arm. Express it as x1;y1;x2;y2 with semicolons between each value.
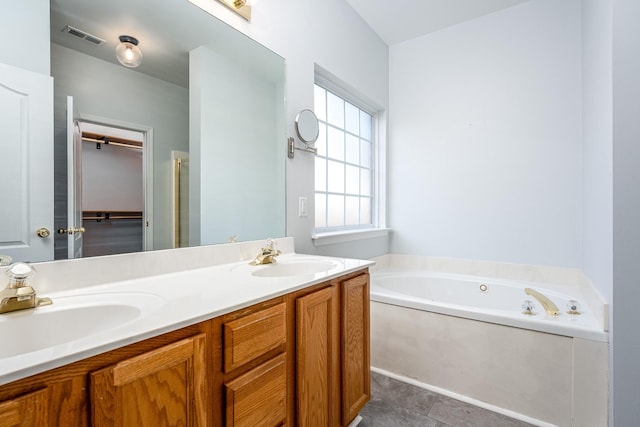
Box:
287;137;317;159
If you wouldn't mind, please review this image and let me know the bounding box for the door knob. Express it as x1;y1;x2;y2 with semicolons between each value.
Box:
36;228;51;238
57;227;86;235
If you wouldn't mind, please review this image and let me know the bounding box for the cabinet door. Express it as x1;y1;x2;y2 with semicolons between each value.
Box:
90;334;207;426
341;274;370;424
225;354;287;427
296;285;339;427
0;388;48;427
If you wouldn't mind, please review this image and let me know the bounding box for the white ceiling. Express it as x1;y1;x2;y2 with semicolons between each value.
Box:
50;0;532;86
344;0;532;45
50;0;283;88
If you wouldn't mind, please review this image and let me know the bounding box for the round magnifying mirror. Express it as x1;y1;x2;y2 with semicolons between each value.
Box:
295;109;319;145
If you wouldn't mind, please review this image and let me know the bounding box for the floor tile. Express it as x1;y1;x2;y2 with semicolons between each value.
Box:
371;371;439;414
359;397;447;427
428;395;536;427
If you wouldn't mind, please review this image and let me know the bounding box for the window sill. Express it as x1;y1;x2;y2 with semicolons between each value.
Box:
311;228;391;247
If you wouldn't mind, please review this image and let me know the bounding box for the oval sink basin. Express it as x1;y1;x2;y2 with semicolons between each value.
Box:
0;292;163;358
252;260;338;278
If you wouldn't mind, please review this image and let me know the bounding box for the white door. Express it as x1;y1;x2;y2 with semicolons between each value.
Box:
0;63;54;262
66;96;84;258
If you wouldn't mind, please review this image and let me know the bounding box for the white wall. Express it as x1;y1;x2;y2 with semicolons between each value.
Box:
51;44;189;252
82;144;143;211
190;0;390;259
388;0;582;267
612;0;640;424
581;1;613;423
581;0;613;327
189;46;285;245
0;0;49;75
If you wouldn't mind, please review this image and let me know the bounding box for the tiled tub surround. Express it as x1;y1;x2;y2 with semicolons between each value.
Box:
369;254;608;427
0;237;373;385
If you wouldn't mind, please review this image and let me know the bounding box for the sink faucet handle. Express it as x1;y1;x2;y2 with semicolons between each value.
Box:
6;262;36;288
0;255;12;266
265;239;281;256
0;263;51;314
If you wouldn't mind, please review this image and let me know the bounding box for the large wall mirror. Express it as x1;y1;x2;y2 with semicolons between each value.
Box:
42;0;286;261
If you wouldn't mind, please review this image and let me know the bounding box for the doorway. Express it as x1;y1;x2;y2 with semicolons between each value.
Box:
74;120;153;257
55;96;155;260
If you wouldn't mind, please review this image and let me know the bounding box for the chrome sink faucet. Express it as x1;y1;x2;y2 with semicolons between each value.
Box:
0;262;52;314
250;238;281;265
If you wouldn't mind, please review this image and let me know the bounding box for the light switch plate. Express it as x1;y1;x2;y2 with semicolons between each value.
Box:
298;197;308;217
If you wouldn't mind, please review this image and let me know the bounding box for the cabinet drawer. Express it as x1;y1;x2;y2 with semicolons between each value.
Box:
225;353;287;427
224;302;286;372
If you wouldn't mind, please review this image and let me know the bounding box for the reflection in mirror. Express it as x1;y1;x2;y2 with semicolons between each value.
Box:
39;0;285;262
295;109;320;144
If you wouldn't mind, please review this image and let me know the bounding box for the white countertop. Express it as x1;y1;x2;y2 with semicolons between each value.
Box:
0;251;373;386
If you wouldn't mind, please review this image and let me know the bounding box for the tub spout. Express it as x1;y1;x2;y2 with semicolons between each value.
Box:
524;288;560;316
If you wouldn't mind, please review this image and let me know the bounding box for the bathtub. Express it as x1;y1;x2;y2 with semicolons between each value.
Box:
369;258;608;427
371;270;606;342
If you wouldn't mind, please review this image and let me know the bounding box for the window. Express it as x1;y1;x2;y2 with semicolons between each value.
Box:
314;83;376;233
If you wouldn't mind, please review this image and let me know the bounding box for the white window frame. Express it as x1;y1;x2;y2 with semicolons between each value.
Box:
312;75;388;246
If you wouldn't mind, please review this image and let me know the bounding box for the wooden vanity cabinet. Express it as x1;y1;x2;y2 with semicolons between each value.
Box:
219;298;288;427
0;269;370;427
90;333;208;426
0;322;206;426
292;270;371;427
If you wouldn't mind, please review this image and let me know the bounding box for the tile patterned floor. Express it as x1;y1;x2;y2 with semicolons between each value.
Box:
359;372;537;427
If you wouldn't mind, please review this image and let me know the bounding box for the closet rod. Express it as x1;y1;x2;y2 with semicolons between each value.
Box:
81;136;143;150
82;211;143;221
82;215;143;220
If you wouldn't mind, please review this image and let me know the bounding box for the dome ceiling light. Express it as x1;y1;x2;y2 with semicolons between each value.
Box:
115;35;143;68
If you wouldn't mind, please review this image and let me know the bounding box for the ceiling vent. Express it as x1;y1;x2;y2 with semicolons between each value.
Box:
62;25;105;46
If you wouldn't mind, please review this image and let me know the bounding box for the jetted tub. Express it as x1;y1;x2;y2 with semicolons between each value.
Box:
371;270;606;342
369;260;608;427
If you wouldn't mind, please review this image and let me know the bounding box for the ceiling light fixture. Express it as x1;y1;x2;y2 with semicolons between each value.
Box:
115;35;143;68
214;0;254;21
